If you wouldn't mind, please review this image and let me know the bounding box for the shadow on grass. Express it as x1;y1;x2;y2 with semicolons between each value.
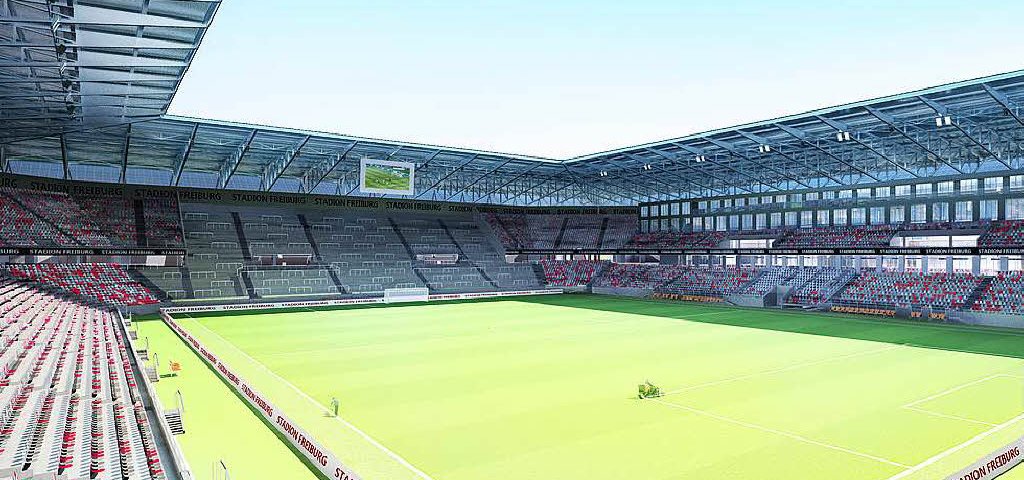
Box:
518;294;1024;359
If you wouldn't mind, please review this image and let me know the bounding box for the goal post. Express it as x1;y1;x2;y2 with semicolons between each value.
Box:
384;287;429;303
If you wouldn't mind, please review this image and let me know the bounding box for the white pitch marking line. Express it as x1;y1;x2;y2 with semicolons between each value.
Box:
903;406;998;427
902;374;1010;409
651;398;910;469
661;345;900;397
185;317;436;480
885;411;1024;480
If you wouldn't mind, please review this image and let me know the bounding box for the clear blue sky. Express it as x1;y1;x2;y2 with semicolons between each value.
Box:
170;0;1024;159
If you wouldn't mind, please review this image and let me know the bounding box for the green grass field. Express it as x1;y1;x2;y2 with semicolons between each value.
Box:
364;164;412;191
143;295;1024;480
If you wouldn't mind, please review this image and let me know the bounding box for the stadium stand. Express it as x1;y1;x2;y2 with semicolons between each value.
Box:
978;220;1024;248
773;225;899;248
539;260;607;287
4;264;161;306
655;266;756;298
0;281;168;479
0;186;183;248
834;271;982;310
179;206;247;299
626;231;728;249
786;268;858;306
970;271;1024;314
592;263;685;289
483;213;636;250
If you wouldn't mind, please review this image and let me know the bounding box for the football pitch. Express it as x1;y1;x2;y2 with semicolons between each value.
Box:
153;295;1024;480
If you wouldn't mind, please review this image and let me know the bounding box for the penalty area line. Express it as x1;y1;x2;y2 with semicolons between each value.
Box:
885;410;1024;480
183;317;436;480
650;398;909;469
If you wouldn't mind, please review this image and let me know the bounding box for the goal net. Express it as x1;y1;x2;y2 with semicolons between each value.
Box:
384;287;429;303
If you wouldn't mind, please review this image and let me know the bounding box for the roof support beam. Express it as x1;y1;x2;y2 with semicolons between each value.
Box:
173;123;199;187
916;96;1010;169
479;163;544;202
815;115;920;179
864;106;965;175
415;154;478;200
264;135;310;191
647;146;757;195
620;153;699;197
303;141;358;194
560;164;638;204
768;125;880;182
444;159;512;202
982;84;1024;127
413;149;443;172
119;124;131;183
0;144;7;173
218;129;257;189
507;176;567;204
693;140;811;191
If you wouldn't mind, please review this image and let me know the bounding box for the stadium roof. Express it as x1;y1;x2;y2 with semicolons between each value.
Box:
1;3;1024;206
0;0;219;143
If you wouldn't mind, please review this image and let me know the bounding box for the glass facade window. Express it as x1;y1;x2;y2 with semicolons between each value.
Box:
817;210;829;226
670;218;680;231
981;199;999;220
742;214;753;230
932;202;949;222
806;192;819;201
890;206;905;224
776;194;787;203
875;186;890;198
960;179;978;193
910;204;927;223
670;203;680;215
756;214;766;230
723;199;732;209
716;216;727;231
762;195;773;205
985;177;1003;192
895;185;912;197
710;200;720;211
735;198;745;208
857;188;871;198
916;183;933;196
785;211;798;226
729;215;740;230
833;209;848;225
771;212;783;227
1011;175;1024;191
800;210;813;227
937;181;954;194
955;201;973;222
822;191;836;200
693;217;703;231
681;202;691;215
870;207;885;225
839;190;853;199
851;208;866;225
1007;199;1024;220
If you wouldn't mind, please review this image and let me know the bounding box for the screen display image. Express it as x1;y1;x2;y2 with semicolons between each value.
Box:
360;159;415;195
